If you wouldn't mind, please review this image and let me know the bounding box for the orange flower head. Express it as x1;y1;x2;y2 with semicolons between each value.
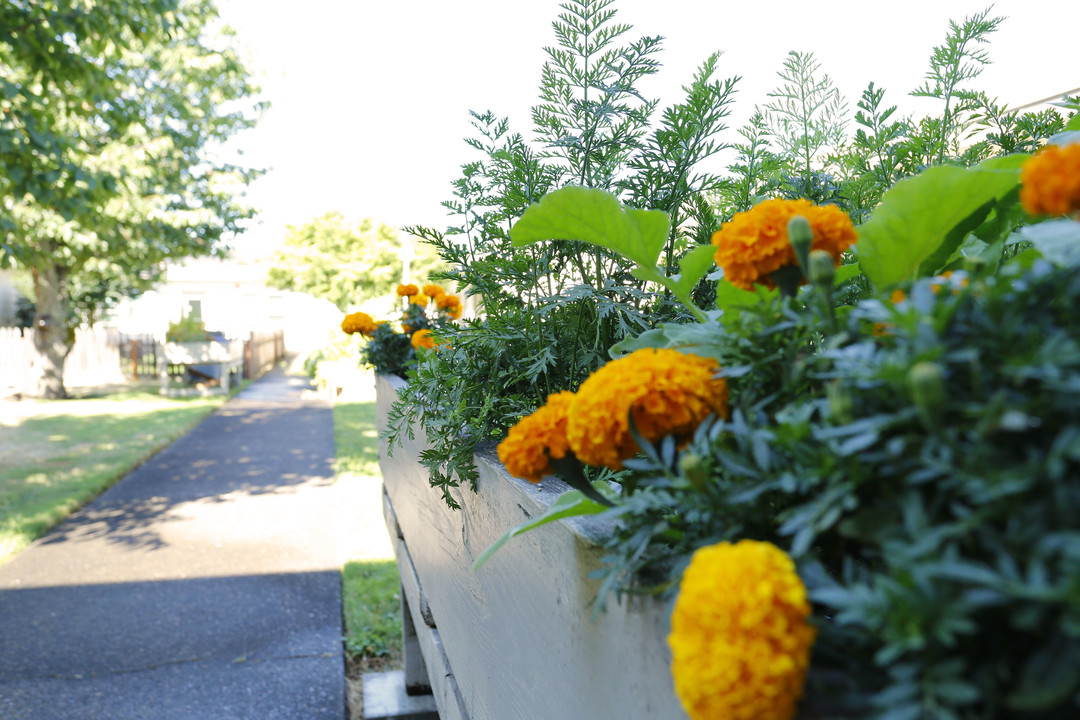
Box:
341;311;376;336
712;198;857;291
422;283;446;299
1020;143;1080;217
410;329;435;350
566;348;729;470
669;540;816;720
437;293;463;319
409;293;429;308
497;391;576;483
396;284;420;297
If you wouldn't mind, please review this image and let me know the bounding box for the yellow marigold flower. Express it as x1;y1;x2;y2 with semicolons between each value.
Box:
422;283;446;299
890;289;907;304
669;540;816;720
396;283;419;297
1020;143;1080;217
341;311;376;336
712;198;858;291
566;348;729;470
497;391;575;483
410;329;435;350
409;293;429;308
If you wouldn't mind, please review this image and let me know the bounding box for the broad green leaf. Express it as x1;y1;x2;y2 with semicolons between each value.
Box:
510;186;670;267
856;156;1025;288
610;328;670;357
1018;219;1080;268
835;263;862;285
670;243;718;298
471;490;608;571
713;278;774;326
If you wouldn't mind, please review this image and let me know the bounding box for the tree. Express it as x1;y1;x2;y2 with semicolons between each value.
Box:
266;212;445;312
0;0;263;397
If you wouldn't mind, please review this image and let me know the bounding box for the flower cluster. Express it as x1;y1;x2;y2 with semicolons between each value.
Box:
497;349;729;480
668;540;816;720
341;311;376;336
397;283;463;320
340;282;463;377
712;198;857;291
496;391;575;482
1020;142;1080;217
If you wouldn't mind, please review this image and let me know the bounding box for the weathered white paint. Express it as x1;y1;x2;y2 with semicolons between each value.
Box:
376;374;689;720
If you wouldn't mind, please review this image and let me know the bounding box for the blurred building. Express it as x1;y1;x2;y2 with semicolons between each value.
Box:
111;257;341;355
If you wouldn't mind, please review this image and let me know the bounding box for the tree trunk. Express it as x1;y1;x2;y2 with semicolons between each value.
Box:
30;254;72;399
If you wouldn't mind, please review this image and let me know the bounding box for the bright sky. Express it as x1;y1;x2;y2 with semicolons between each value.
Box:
216;0;1077;260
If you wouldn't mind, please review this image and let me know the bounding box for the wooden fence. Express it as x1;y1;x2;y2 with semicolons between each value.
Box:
0;326;127;391
0;327;287;393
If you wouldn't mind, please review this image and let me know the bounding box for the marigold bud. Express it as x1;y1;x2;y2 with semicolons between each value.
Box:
788;215;813;275
807;249;836;287
908;361;945;430
678;452;709;490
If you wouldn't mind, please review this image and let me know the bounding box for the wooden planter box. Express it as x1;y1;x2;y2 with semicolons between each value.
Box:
376;374;688;720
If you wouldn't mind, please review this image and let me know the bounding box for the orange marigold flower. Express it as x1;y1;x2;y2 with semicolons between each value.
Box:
396;283;419;297
1020;143;1080;217
422;283;446;299
410;329;435;350
669;540;816;720
497;391;576;483
712;198;858;291
409;293;429;308
890;289;907;304
565;348;729;470
341;311;376;336
437;293;463;319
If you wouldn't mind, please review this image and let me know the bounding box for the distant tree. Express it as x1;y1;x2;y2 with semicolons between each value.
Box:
267;212;445;311
0;0;263;397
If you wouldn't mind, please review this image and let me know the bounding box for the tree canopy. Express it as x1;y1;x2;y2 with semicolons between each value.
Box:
267;212;445;311
0;0;264;396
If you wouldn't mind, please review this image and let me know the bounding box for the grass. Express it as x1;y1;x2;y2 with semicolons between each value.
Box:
332;375;403;676
342;559;402;660
0;381;230;564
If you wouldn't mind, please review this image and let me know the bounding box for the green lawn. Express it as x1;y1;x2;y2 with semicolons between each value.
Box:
333;378;403;673
0;383;228;564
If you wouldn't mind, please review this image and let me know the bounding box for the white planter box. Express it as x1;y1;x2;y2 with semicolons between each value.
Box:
163;340;243;365
161;340;244;395
376;374;688;720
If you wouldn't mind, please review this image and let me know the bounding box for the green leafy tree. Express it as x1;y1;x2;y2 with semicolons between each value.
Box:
266;212;444;312
1;0;263;398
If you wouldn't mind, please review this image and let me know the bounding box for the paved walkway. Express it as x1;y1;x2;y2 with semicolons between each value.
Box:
0;365;353;719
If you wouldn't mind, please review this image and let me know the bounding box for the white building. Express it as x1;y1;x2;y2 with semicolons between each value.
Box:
112;256;342;355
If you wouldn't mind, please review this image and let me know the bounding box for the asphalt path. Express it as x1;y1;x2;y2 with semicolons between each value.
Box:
0;365;349;719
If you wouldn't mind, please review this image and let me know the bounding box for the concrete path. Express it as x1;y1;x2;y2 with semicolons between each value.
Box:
0;365;350;719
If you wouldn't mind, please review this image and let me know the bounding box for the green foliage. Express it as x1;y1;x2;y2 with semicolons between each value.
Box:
764;51;849;199
910;6;1004;164
614;261;1080;718
359;321;415;379
165;309;208;343
856;155;1026;288
388;0;739;506
266;213;444;311
341;561;400;659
